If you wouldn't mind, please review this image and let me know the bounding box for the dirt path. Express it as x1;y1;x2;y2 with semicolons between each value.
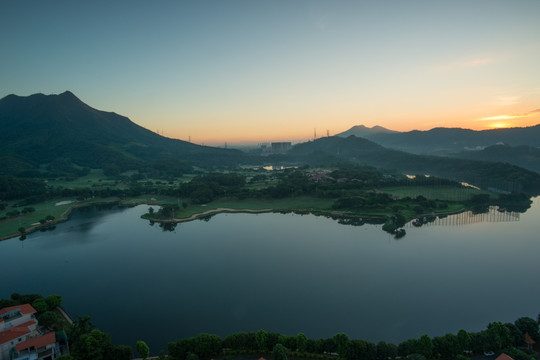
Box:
158;207;274;223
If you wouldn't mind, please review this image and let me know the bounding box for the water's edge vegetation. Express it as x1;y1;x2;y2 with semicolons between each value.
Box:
1;165;533;241
2;294;539;360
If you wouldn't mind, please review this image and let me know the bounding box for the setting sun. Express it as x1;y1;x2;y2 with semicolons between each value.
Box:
489;122;511;129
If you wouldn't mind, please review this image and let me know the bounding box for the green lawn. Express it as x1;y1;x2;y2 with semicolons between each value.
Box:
1;199;84;239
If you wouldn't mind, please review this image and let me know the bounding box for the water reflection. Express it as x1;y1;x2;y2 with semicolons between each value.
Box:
1;200;539;353
143;205;525;238
407;206;520;228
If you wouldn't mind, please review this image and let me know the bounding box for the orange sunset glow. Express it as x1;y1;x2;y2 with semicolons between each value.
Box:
1;1;539;145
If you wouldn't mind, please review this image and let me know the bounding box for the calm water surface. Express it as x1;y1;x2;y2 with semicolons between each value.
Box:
1;198;539;353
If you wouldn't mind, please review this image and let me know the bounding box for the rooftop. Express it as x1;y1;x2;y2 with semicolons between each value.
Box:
0;304;37;321
16;332;56;351
0;320;37;344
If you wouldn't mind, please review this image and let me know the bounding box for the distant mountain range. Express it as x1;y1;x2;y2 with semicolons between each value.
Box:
289;136;540;194
336;124;540;173
454;144;540;174
1;91;538;194
0;91;246;175
336;125;398;137
336;124;540;154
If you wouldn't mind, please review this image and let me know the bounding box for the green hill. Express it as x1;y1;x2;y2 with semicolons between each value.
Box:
289;136;540;195
0;91;248;175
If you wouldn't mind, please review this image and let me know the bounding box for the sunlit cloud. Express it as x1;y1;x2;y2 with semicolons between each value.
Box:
478;109;540;121
432;57;496;72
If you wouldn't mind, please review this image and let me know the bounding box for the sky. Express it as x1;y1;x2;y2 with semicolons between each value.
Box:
1;0;540;145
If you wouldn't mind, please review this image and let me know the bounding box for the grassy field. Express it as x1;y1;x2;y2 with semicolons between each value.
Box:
0;194;184;240
0;180;501;240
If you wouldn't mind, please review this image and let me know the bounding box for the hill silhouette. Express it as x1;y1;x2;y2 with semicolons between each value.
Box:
337;125;397;138
455;144;540;174
289;136;540;194
336;124;540;156
0;91;247;175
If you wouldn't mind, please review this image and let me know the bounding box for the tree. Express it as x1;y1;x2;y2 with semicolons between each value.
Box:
398;339;419;357
45;294;62;309
193;333;222;358
334;333;350;357
68;315;96;346
345;339;376;360
417;334;433;358
18;226;26;235
136;341;150;360
377;341;397;360
256;329;268;351
433;334;459;359
515;317;539;340
114;345;132;360
457;329;471;352
505;323;524;347
272;343;288;360
32;299;49;313
71;329;114;360
487;322;512;351
297;333;308;352
38;311;60;327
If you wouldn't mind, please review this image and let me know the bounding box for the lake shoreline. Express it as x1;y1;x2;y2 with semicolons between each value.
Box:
0;193;525;241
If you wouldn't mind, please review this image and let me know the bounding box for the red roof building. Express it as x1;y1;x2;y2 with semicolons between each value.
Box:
15;332;56;352
495;354;515;360
0;304;39;360
0;320;37;345
0;304;36;323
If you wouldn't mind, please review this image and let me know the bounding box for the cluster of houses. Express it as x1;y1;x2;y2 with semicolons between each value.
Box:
0;304;66;360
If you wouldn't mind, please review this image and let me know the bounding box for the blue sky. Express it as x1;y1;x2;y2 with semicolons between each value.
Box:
2;0;539;144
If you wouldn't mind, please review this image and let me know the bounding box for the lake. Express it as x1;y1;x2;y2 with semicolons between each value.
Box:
1;198;539;353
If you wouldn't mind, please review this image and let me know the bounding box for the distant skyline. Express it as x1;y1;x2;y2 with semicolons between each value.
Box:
2;0;539;145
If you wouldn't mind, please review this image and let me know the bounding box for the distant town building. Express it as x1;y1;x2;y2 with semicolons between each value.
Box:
271;142;292;154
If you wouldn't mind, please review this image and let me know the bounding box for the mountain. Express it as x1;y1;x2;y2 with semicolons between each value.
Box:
289;136;540;195
337;125;398;138
337;125;540;156
0;91;247;175
455;144;540;174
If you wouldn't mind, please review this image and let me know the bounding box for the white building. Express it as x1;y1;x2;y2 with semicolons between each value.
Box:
0;304;39;360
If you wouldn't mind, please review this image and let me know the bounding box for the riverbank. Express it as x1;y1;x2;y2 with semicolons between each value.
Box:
0;195;180;241
0;192;528;241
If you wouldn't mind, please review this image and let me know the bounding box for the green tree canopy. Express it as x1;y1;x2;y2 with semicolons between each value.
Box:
272;343;289;360
136;340;150;360
45;294;62;309
515;317;539;340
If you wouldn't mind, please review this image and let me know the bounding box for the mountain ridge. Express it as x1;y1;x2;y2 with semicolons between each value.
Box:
0;91;247;174
336;123;540;157
289;135;540;194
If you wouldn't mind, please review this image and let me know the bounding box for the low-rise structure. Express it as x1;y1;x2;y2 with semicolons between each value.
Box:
0;304;65;360
0;305;39;360
12;332;60;360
